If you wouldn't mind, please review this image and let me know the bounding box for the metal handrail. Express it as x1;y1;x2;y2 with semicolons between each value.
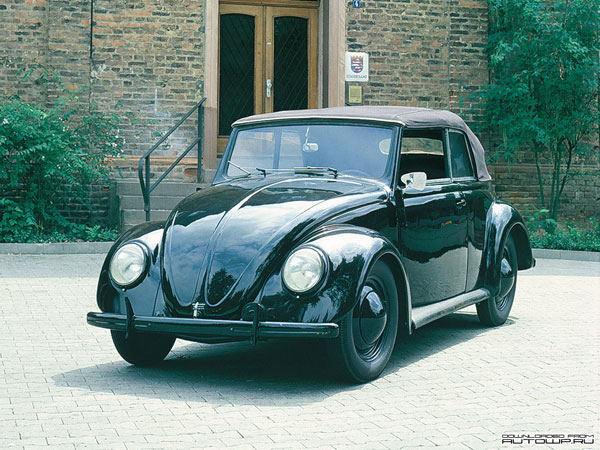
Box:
138;97;206;221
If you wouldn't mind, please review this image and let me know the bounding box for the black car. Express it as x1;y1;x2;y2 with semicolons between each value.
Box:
88;106;535;382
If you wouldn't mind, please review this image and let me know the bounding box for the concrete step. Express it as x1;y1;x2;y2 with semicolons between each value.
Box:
116;181;212;231
120;195;185;211
123;209;172;224
116;181;201;197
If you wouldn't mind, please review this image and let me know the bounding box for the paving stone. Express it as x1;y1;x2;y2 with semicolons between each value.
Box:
0;256;598;449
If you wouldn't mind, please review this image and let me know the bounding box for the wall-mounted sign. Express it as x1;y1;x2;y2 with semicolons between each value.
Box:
353;0;361;7
345;52;369;82
347;85;363;105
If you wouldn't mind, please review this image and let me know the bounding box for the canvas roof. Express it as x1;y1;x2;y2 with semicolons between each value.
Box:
233;106;491;181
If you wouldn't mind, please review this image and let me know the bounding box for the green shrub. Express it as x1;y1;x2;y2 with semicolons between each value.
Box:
0;199;118;243
527;210;600;252
0;89;123;242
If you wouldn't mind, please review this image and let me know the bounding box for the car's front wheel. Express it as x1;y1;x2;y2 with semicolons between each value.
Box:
111;331;175;366
477;234;518;326
328;260;399;383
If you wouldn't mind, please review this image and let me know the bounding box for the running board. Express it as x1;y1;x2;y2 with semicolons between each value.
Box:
411;288;490;330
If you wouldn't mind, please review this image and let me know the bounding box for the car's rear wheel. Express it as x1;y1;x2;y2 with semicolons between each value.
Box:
477;234;518;326
328;260;399;383
111;330;175;366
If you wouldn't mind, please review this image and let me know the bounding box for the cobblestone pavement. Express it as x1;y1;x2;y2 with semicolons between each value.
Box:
0;254;598;449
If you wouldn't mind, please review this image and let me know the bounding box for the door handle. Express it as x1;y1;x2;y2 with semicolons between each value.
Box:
456;198;467;208
266;79;272;98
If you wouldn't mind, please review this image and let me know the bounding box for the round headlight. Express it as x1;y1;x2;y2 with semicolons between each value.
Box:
109;243;148;287
282;248;325;293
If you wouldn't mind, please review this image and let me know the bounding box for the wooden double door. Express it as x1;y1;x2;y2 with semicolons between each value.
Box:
218;1;318;153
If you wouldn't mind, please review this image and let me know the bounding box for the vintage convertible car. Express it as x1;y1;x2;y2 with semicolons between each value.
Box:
87;106;535;382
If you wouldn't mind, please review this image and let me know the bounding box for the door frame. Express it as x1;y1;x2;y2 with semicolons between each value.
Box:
264;6;319;113
217;3;265;156
223;0;319;7
217;2;319;156
203;0;345;179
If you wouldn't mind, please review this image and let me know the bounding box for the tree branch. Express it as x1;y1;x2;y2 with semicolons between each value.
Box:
557;138;575;204
534;142;546;208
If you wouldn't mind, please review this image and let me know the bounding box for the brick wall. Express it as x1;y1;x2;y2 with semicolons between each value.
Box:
91;0;205;159
447;0;488;126
0;0;48;105
1;0;597;222
346;0;598;220
1;1;205;155
346;0;488;123
1;1;206;225
489;163;600;221
47;1;91;104
56;184;117;225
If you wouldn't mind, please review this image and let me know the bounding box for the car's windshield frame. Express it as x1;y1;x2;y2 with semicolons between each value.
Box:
213;119;401;185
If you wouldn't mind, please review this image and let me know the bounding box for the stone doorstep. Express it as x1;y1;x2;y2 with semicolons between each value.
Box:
0;243;598;262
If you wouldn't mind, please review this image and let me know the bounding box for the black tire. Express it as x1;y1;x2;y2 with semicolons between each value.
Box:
477;234;518;326
111;330;175;366
328;260;399;383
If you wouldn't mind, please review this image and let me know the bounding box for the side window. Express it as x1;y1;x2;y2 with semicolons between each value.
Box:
400;129;448;181
448;131;474;179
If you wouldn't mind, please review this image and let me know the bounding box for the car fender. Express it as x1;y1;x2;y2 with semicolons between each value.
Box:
96;221;165;315
479;201;535;297
259;225;412;331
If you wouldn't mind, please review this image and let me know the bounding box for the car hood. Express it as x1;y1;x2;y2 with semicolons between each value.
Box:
160;175;388;316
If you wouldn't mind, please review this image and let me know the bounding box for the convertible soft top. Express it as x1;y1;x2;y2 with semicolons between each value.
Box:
233;106;491;181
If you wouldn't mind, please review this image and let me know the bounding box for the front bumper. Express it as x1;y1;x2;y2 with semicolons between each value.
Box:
87;312;339;341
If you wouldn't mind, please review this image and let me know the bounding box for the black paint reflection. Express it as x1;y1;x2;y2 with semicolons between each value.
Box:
160;175;387;317
397;184;469;306
94;170;533;333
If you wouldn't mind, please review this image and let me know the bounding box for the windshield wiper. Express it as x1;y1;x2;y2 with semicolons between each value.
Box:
294;166;338;178
253;167;295;176
227;161;251;176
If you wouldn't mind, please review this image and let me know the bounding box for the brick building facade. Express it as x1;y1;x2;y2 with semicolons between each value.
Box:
1;0;598;224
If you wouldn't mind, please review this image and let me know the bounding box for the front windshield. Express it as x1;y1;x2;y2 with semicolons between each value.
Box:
224;123;395;179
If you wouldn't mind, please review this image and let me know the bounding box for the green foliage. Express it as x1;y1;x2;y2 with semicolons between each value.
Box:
527;210;600;252
526;208;558;234
0;196;118;242
0;73;124;242
482;0;600;219
73;224;119;242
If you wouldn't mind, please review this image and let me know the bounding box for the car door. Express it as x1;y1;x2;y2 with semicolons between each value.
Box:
447;129;490;292
396;128;469;306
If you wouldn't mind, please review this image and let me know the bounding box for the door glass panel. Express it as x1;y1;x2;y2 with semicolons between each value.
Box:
273;16;308;112
448;131;474;178
400;129;447;180
219;14;255;136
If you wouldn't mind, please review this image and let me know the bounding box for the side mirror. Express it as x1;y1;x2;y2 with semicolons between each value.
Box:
400;172;427;191
302;143;319;152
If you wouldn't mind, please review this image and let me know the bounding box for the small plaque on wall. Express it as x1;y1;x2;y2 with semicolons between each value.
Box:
345;52;369;82
346;84;363;105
